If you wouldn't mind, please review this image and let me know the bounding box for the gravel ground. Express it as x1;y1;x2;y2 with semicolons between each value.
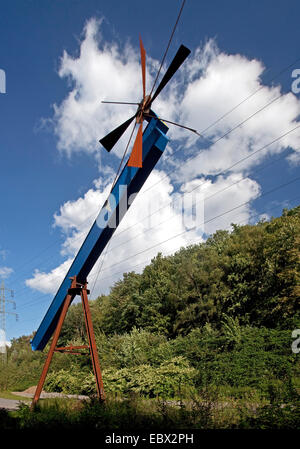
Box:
0;387;89;410
12;391;89;400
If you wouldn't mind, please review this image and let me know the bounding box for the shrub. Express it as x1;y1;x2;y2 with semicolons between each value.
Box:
45;357;197;399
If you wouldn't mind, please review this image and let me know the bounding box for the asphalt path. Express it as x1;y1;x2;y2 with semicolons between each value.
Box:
0;397;27;411
0;392;88;411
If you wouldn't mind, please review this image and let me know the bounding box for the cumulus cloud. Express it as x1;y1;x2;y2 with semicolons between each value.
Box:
0;249;8;260
28;18;300;297
54;183;112;257
0;266;13;279
0;330;11;352
175;49;300;180
188;174;260;234
51;18;300;177
25;169;259;296
0;247;13;281
25;258;73;294
52;18;160;160
26;171;201;295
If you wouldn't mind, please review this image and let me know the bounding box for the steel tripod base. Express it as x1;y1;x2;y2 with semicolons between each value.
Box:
31;276;105;409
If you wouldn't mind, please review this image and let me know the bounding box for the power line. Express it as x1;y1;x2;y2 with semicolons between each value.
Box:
98;145;297;256
8;0;188;285
75;191;300;294
83;174;300;277
12;95;300;313
111;124;300;243
16;187;300;312
13;124;300;299
7;53;300;286
7;63;300;300
225;194;300;230
19;171;300;308
90;238;112;299
199;56;300;135
143;90;288;195
149;0;187;98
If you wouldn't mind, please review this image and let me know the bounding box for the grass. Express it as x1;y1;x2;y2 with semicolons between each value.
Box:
293;376;300;393
0;391;297;430
0;381;299;431
0;391;31;402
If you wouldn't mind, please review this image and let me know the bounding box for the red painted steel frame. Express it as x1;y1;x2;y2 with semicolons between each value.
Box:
31;276;105;409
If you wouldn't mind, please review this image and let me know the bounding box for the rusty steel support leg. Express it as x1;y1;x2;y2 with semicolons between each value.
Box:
31;277;105;409
81;283;105;401
31;278;76;409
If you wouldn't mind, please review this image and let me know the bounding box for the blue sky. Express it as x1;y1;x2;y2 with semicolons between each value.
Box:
0;0;300;343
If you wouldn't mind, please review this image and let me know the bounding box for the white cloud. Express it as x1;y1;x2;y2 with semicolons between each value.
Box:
26;170;201;295
30;18;300;298
25;258;73;294
0;330;11;352
0;266;13;279
52;18;159;160
25;169;260;296
0;249;8;260
175;47;300;180
179;172;260;235
54;183;112;256
50;19;300;181
258;213;270;223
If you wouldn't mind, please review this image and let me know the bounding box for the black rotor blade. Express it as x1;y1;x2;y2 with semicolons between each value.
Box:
151;45;191;104
99;114;136;151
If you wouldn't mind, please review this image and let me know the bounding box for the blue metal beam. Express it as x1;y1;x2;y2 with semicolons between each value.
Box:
31;117;169;351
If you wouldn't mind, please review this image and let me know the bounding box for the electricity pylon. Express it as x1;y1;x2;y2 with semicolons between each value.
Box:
0;281;17;363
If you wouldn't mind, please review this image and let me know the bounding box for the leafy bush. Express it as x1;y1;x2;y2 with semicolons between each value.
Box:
239;381;300;429
45;357;197;399
45;366;95;396
1;207;300;429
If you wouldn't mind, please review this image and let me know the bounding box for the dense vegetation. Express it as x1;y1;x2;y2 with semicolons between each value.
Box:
1;206;299;429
